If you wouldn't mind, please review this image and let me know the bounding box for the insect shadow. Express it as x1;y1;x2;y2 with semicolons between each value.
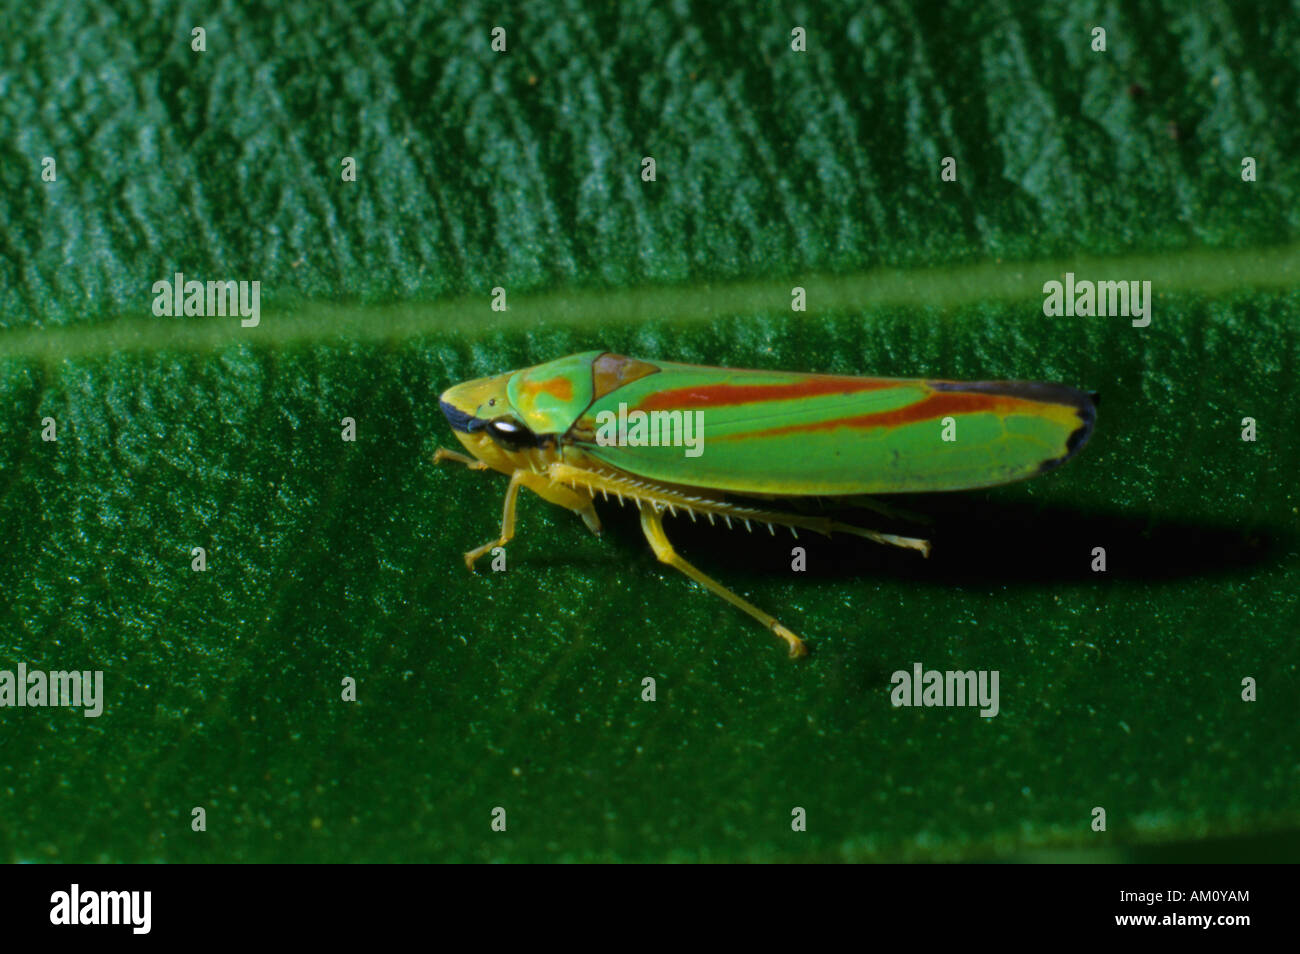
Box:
587;492;1283;587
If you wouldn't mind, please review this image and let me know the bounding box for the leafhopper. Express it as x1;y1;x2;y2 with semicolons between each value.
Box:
436;351;1096;657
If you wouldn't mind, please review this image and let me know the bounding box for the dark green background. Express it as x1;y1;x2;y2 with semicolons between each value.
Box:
1;1;1296;862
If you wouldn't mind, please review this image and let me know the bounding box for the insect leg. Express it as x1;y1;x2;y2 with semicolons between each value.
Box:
463;470;603;571
638;505;808;658
549;461;929;557
463;470;527;570
433;447;489;470
527;473;602;535
825;519;931;557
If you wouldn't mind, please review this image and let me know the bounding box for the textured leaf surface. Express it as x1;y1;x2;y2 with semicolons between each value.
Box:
1;2;1297;862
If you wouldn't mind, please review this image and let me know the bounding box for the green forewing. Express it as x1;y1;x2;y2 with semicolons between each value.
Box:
567;357;1095;495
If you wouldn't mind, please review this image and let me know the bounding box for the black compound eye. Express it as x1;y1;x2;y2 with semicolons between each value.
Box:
486;417;537;446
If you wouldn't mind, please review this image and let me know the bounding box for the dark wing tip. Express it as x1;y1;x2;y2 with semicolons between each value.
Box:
929;378;1092;410
1042;385;1097;475
929;379;1097;475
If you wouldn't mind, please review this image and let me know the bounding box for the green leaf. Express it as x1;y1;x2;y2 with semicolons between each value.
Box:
2;1;1297;862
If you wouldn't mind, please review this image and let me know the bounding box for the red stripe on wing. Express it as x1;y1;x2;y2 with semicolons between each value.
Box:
636;376;897;410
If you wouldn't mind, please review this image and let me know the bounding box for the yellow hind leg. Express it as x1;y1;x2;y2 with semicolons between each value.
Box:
639;505;808;657
545;461;932;656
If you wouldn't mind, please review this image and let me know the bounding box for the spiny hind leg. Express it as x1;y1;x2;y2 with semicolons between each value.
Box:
638;506;808;658
827;518;931;557
548;460;928;557
463;470;601;571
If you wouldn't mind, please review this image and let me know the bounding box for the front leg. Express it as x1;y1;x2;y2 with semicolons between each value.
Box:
463;470;527;570
462;469;603;571
433;446;489;470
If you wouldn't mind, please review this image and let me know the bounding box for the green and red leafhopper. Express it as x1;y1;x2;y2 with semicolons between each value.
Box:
436;351;1096;657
